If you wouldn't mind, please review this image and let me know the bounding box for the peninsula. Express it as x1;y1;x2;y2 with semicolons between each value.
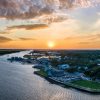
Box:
8;50;100;93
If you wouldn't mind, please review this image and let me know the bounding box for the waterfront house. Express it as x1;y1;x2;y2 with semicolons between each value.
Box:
58;64;70;70
37;57;50;65
47;68;65;77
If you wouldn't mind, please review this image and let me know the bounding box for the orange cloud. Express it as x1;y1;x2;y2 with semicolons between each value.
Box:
19;37;36;41
0;31;10;34
0;36;12;43
7;24;48;30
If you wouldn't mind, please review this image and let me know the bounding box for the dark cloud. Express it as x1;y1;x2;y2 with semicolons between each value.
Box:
7;24;48;30
0;0;98;20
19;37;36;41
0;36;12;42
0;0;53;19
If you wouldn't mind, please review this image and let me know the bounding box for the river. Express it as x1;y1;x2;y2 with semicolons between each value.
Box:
0;51;100;100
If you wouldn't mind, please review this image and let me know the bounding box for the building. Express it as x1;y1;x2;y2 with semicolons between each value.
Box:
47;68;65;77
58;64;70;70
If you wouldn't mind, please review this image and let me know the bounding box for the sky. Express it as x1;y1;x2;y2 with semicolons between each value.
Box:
0;0;100;49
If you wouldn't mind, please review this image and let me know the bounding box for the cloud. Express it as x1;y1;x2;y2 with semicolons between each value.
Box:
94;19;100;29
0;0;99;20
78;41;91;44
0;31;10;34
19;37;36;41
0;0;53;19
0;36;12;42
7;24;48;30
88;33;100;41
97;12;100;16
38;13;68;24
64;33;100;41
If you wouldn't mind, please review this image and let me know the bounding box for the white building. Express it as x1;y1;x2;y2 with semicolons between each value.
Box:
58;64;70;70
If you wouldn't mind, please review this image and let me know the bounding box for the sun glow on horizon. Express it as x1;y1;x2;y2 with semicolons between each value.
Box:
48;41;55;49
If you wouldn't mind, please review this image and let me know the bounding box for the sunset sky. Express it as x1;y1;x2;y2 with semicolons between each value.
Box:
0;0;100;49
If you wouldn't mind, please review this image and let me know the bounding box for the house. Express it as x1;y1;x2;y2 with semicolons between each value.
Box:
58;64;70;70
97;63;100;66
47;68;65;77
37;57;50;65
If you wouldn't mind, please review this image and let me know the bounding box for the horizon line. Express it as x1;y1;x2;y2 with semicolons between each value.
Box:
0;48;100;51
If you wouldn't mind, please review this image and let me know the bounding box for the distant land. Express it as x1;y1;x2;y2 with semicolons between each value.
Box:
0;49;24;55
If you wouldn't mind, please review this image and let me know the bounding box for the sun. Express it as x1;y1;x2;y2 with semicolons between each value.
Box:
48;41;55;48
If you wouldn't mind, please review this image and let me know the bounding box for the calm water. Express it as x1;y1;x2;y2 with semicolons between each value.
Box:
0;51;100;100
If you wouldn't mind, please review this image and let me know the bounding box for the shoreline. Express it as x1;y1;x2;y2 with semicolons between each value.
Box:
0;50;23;56
34;71;100;94
1;50;100;94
